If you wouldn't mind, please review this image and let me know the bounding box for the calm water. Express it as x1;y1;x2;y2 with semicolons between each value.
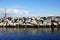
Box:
0;28;60;40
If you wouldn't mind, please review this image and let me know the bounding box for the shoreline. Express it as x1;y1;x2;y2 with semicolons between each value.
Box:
0;25;59;28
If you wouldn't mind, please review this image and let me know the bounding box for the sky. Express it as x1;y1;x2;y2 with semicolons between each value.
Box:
0;0;60;17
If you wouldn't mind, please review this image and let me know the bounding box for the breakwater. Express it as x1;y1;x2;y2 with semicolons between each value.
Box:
0;16;60;29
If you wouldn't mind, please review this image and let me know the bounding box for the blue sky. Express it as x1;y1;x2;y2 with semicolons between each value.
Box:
0;0;60;17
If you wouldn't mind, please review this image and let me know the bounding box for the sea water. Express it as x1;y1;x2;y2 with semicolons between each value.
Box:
0;28;60;40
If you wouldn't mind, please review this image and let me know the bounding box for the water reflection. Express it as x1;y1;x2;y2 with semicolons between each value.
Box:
0;28;60;40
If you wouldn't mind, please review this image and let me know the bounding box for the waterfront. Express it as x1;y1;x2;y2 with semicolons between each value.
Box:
0;28;60;40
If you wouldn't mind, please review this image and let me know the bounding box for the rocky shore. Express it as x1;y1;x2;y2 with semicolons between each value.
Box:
0;16;60;28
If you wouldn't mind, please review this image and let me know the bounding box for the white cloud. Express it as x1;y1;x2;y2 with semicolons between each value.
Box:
47;14;54;16
0;9;31;15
